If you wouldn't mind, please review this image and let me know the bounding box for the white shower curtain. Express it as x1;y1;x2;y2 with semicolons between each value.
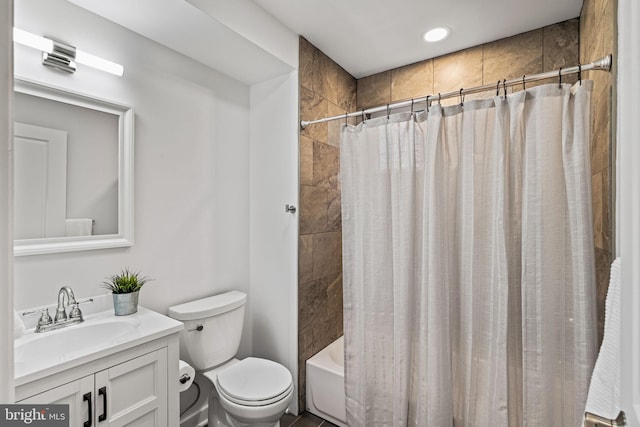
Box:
341;82;598;427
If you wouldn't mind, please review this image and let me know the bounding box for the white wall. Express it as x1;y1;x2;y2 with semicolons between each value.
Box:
249;70;299;413
0;0;14;404
13;0;254;354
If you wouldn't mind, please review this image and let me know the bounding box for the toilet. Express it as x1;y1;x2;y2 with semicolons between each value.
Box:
169;291;293;427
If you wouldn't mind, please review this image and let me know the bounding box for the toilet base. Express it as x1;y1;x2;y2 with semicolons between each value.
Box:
208;392;281;427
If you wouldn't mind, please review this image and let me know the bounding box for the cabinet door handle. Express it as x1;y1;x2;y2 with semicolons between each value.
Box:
98;387;107;422
83;392;92;427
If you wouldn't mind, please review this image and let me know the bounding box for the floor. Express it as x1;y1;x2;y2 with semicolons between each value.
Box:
281;411;338;427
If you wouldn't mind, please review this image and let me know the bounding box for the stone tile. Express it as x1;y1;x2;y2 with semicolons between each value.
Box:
580;0;596;61
543;19;579;70
300;136;314;186
592;171;604;250
300;185;328;235
337;66;357;112
299;279;327;330
591;82;611;174
281;413;299;427
294;412;325;427
312;232;342;280
326;273;343;318
320;53;339;104
543;19;579;86
298;324;315;361
483;29;543;87
601;166;612;252
299;235;313;284
357;71;391;109
299;37;316;92
297;363;307;411
327;188;342;232
433;46;483;102
327;103;346;148
312;316;339;355
313;141;339;189
300;86;328;144
594;247;612;345
390;60;433;102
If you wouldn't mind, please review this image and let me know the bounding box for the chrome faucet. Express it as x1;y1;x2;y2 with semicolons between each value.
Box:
55;286;78;322
31;286;86;333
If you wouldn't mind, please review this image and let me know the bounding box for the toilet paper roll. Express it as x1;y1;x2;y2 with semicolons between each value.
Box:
178;360;195;392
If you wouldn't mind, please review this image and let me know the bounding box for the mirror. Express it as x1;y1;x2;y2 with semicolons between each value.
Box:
13;78;134;256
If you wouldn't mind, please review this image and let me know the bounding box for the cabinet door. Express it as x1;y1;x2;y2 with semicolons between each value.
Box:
18;375;94;427
95;349;168;427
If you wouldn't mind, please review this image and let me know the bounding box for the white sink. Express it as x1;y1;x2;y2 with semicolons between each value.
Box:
14;306;183;384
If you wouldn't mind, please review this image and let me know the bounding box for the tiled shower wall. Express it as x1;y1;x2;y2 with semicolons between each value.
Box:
298;12;614;411
580;0;616;342
298;36;356;410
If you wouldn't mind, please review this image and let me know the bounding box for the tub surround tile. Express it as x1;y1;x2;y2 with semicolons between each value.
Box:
327;103;348;148
595;247;612;343
299;235;313;284
391;60;434;102
301;87;328;143
337;66;357;112
299;38;315;93
299;36;354;412
357;71;391;109
300;185;329;235
311;232;342;280
327;189;342;232
300;136;314;186
543;20;579;70
300;279;328;331
581;0;615;345
433;46;483;103
313;141;339;189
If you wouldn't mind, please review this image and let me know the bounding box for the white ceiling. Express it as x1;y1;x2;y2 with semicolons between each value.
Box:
251;0;584;78
64;0;584;83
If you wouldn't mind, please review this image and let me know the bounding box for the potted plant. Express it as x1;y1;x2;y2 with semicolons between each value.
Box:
102;268;150;316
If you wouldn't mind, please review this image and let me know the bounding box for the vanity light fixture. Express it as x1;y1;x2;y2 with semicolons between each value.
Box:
13;28;124;76
423;27;451;43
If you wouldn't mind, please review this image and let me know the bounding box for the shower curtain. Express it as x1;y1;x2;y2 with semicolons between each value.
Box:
341;82;598;426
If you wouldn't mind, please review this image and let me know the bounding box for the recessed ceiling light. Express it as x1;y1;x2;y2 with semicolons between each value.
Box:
423;27;450;43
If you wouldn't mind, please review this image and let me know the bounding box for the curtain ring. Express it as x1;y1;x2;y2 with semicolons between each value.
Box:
578;63;582;86
361;109;366;123
410;99;415;115
426;95;431;112
558;67;562;89
438;93;442;105
503;79;507;99
387;104;391;120
496;80;501;97
344;112;348;126
522;75;526;90
459;88;464;107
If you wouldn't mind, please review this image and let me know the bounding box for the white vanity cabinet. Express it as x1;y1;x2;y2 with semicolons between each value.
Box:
15;313;182;427
19;349;167;426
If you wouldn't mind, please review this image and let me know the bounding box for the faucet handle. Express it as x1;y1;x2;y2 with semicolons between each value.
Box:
37;308;53;327
68;303;83;320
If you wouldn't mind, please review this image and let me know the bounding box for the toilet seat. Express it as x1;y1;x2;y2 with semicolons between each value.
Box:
213;357;293;407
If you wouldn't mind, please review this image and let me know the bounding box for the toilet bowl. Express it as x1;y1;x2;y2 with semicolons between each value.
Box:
169;291;293;427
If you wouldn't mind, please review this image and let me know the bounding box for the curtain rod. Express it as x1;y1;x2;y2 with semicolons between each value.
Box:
300;54;612;129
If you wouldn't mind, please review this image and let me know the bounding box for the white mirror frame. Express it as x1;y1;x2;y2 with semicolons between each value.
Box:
13;78;134;256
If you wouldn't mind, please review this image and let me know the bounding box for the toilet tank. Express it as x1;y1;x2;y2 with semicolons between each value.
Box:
168;291;246;370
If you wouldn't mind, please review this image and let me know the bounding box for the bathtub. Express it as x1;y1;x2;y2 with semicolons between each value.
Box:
306;336;347;427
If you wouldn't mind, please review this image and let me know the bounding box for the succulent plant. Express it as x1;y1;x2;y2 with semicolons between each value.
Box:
101;268;150;294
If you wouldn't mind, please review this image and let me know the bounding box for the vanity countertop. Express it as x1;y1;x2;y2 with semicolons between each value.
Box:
14;306;183;386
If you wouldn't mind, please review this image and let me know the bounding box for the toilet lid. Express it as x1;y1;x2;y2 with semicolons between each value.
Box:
215;357;292;404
